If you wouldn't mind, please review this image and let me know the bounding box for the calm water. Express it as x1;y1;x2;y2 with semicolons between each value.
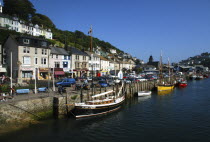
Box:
1;78;210;142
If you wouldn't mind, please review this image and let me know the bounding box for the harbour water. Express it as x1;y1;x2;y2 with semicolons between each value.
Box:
0;78;210;142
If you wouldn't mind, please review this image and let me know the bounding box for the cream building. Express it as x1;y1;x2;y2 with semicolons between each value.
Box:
3;35;51;82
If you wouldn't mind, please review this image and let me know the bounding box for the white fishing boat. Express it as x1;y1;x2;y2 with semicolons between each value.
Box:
70;82;125;118
138;91;152;97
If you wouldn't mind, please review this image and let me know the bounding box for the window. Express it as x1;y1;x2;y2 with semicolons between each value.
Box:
35;48;37;54
42;49;47;55
22;71;32;78
41;41;47;47
23;47;26;53
64;56;67;60
23;47;30;53
51;54;53;58
55;62;60;68
27;47;30;53
56;55;58;59
34;57;38;65
83;56;86;60
23;56;31;64
63;62;68;68
23;39;30;44
75;55;79;60
41;58;47;64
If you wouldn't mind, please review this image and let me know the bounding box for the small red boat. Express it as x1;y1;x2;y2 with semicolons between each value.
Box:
178;80;187;87
203;74;209;78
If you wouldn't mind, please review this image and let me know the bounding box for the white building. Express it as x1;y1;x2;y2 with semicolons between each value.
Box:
0;43;6;75
85;51;100;77
0;3;53;39
99;56;110;76
50;47;70;77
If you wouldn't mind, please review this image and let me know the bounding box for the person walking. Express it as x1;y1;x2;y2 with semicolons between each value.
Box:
2;75;5;83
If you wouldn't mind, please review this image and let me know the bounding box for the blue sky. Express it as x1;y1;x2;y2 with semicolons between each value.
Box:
27;0;210;63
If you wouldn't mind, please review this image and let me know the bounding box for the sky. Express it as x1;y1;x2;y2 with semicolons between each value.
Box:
16;0;210;63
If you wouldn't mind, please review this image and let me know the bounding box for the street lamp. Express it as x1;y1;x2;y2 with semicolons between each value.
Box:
17;60;22;83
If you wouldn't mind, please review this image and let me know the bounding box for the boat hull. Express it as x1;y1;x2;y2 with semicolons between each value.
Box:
71;96;125;118
138;91;151;97
157;85;174;91
179;83;187;87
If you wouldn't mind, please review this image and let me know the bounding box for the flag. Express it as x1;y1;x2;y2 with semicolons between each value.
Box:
88;25;92;35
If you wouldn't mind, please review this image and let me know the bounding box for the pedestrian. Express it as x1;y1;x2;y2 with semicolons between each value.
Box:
2;75;5;83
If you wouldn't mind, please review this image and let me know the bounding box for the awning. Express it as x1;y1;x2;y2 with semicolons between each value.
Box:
39;68;49;72
54;71;65;75
0;68;7;72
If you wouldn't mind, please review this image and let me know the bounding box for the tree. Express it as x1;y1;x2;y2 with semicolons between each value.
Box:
3;0;36;21
31;13;55;29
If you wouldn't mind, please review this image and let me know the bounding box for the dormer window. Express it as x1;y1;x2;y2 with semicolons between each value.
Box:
23;39;30;44
41;41;47;47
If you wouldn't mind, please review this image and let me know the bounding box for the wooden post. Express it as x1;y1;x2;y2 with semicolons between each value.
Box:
87;89;89;101
80;88;83;103
94;85;96;95
105;86;107;92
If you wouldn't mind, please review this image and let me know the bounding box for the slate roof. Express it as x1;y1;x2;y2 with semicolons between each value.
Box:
67;47;88;56
85;51;100;58
50;47;69;55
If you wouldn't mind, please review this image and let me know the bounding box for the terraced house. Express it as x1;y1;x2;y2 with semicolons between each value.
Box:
68;47;89;78
3;35;51;82
0;3;52;39
50;46;71;79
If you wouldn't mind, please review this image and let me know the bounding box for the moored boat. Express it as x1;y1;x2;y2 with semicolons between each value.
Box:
196;75;204;80
189;75;197;80
138;91;152;97
157;84;174;91
178;81;187;87
70;83;125;118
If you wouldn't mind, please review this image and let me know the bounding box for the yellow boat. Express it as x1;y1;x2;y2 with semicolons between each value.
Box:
157;84;174;91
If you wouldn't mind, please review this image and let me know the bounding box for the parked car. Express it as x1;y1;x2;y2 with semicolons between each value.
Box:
136;78;147;82
98;80;108;87
56;78;76;87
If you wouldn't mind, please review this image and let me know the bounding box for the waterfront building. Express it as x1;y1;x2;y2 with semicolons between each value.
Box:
0;3;52;39
99;55;109;76
67;47;89;78
3;35;51;82
85;51;100;77
50;47;71;78
107;59;115;75
0;43;7;75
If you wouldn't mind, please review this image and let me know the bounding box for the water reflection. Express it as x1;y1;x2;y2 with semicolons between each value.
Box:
157;90;174;95
138;95;151;102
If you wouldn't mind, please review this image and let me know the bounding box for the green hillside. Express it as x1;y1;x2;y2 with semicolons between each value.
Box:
1;0;123;53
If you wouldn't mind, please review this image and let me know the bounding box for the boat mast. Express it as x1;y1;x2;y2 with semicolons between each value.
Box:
168;57;171;84
88;25;94;97
159;51;163;84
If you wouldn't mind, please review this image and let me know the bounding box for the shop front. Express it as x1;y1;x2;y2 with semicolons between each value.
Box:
39;68;50;80
21;67;34;80
73;68;89;78
53;68;65;79
0;67;7;76
101;70;108;76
